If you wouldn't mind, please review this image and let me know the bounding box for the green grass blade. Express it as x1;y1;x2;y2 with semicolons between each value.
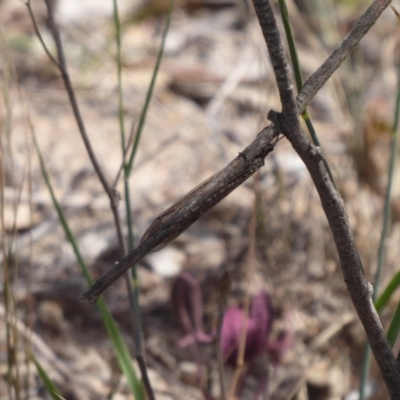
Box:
277;0;336;188
359;58;400;400
126;0;174;175
374;78;400;305
387;303;400;347
33;134;92;283
120;1;175;343
112;0;138;314
381;63;400;342
32;132;144;399
112;0;142;340
112;0;126;153
358;343;372;400
375;270;400;313
111;0;135;252
31;355;63;400
277;0;302;92
96;297;144;398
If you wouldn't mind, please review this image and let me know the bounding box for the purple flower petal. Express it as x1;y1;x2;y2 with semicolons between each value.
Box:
249;291;273;343
221;307;247;363
221;291;274;365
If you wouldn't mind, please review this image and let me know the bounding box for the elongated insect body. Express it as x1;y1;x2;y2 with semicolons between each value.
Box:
140;146;274;252
82;140;276;302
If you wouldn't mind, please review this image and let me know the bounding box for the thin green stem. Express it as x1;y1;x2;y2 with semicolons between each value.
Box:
117;3;174;370
126;0;174;175
32;129;144;398
113;0;126;154
359;59;400;400
278;0;336;188
381;65;400;345
111;0;138;295
112;0;144;347
375;93;400;303
359;343;372;400
111;1;153;398
375;270;400;313
277;0;302;90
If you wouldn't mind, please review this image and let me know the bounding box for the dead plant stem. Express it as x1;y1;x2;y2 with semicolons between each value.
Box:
251;0;400;397
83;0;390;303
26;1;155;398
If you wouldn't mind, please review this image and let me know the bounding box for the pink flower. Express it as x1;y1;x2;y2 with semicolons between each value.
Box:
221;291;273;365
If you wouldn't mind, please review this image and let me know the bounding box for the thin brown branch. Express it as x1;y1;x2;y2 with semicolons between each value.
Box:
25;1;60;69
297;0;392;113
27;2;155;399
82;138;278;301
81;0;399;394
252;0;400;397
42;0;115;204
82;0;389;302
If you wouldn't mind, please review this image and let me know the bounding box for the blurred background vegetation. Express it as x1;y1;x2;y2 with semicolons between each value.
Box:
1;0;400;399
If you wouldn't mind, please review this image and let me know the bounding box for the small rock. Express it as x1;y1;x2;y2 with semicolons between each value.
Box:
178;361;199;386
146;247;186;278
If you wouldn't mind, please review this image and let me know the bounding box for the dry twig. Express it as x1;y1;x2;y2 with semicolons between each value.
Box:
81;0;400;396
252;0;400;397
25;1;155;398
83;0;390;300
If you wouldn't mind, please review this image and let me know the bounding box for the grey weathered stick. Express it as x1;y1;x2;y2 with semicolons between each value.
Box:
83;0;390;302
82;134;278;301
297;0;391;113
252;0;400;397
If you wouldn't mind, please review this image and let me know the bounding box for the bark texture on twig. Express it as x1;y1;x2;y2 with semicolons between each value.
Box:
79;1;400;393
252;0;400;397
83;0;390;307
297;0;392;112
82;136;279;300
